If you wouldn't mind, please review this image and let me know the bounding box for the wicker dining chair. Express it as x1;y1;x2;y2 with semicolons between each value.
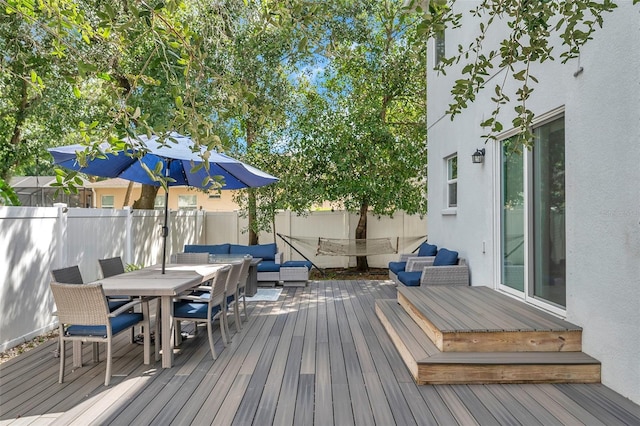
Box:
223;262;244;335
232;256;253;325
173;265;231;360
50;282;151;386
98;256;126;278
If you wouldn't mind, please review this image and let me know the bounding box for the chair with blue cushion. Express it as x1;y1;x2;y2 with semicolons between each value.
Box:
173;265;231;360
223;262;244;336
397;248;470;287
50;282;151;386
52;265;130;312
232;256;253;325
388;242;438;284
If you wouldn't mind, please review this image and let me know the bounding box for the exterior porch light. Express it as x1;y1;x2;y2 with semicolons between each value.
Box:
472;148;485;164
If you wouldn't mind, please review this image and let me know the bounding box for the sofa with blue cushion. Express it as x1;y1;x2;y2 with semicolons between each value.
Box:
184;243;312;286
396;247;469;287
388;242;438;284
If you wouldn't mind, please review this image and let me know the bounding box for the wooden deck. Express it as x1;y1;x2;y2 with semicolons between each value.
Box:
2;280;640;425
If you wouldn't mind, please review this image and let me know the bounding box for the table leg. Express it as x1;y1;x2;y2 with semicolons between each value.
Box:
161;296;174;368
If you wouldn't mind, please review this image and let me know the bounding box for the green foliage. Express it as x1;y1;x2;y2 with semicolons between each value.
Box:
288;0;428;218
411;0;620;145
0;178;20;206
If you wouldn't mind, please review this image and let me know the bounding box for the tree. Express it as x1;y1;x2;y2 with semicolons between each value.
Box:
289;0;428;270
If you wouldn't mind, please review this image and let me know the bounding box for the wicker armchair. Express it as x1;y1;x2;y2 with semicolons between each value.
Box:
174;252;209;264
173;265;230;360
50;282;151;386
397;257;470;287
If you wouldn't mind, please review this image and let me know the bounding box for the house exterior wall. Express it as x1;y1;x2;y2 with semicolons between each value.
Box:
427;2;640;404
90;180;240;211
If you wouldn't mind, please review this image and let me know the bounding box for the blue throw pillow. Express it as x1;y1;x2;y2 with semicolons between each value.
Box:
417;242;438;257
433;248;458;266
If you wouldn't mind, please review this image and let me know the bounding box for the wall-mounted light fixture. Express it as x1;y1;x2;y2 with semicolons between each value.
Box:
471;148;485;164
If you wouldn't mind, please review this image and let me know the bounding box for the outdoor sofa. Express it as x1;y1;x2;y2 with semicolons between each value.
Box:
395;247;470;287
388;242;438;284
184;243;312;287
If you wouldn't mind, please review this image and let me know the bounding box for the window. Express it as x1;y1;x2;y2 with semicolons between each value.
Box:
446;155;458;208
208;193;221;199
154;196;165;211
434;30;445;67
101;195;114;209
178;195;197;210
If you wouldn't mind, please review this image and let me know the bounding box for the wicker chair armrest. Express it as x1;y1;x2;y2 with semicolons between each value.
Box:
275;252;284;264
405;257;435;272
108;298;145;317
175;294;208;302
398;253;415;262
420;263;470;286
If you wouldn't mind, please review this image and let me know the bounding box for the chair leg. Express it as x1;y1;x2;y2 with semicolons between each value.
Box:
207;320;217;360
154;300;161;362
242;295;249;321
234;300;242;332
223;305;231;342
58;332;65;384
105;340;112;386
219;306;228;347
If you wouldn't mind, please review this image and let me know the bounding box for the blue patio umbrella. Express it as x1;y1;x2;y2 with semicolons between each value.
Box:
49;132;278;273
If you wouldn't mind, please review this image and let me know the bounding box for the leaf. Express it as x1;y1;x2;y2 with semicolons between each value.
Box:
73;86;82;99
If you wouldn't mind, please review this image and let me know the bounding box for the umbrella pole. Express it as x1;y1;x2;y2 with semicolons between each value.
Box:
161;190;169;274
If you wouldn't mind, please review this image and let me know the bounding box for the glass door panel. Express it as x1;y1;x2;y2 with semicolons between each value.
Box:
532;117;566;307
501;140;525;292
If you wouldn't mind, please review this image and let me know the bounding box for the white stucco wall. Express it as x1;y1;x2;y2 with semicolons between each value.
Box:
427;2;640;404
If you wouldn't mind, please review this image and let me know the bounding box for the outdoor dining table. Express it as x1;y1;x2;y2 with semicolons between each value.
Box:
92;263;227;368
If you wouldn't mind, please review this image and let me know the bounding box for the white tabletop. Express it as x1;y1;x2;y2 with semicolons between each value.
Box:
96;263;227;297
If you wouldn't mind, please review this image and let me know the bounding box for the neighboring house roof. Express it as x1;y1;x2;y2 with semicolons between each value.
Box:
10;176;91;194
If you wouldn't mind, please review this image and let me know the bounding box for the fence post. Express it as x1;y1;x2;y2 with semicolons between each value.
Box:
124;206;133;265
53;203;68;269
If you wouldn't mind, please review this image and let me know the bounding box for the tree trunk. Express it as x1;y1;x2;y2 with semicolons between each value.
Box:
132;184;159;209
355;199;369;271
246;121;258;245
123;181;134;207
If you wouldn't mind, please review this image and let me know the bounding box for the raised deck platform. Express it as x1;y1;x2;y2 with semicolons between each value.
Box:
376;286;601;385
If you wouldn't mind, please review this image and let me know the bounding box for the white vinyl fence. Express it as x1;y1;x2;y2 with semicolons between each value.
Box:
0;206;426;351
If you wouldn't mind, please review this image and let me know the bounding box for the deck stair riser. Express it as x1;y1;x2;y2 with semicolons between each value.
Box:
398;287;583;353
375;286;601;385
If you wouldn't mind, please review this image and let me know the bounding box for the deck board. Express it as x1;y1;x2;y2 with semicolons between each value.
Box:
0;280;638;425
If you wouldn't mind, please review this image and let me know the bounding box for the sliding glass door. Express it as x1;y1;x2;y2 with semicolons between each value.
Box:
499;116;566;309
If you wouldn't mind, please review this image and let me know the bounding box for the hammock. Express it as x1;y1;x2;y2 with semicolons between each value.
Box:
278;234;427;257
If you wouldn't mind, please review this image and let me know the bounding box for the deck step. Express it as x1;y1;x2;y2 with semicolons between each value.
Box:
375;299;601;385
398;286;583;352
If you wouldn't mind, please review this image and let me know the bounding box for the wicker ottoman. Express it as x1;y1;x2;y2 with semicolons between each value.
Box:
279;266;309;287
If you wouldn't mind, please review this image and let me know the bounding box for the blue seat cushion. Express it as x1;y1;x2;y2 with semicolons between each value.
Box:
388;261;407;275
282;260;312;270
397;271;421;287
226;294;235;305
418;242;438;257
257;261;280;273
66;313;143;337
184;244;230;255
174;301;221;319
230;243;277;261
433;248;459;266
